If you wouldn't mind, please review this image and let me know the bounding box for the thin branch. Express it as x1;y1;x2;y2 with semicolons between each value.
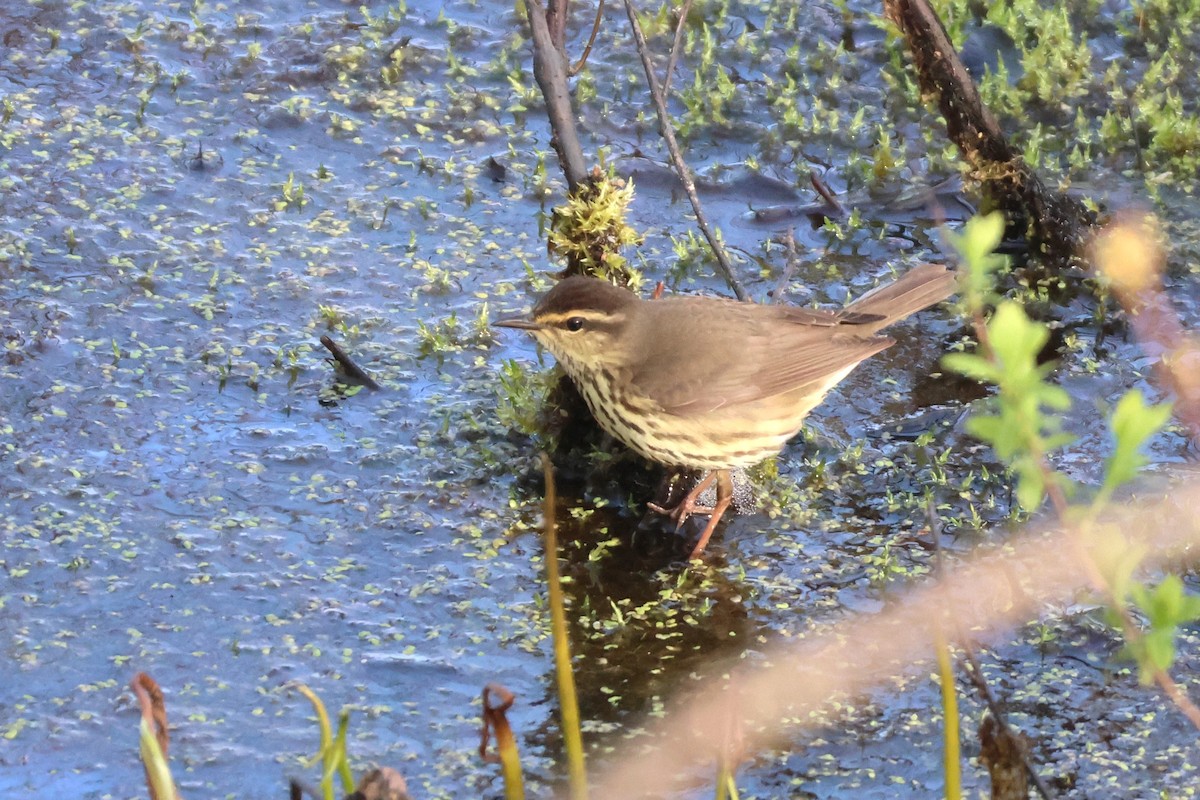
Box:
931;502;1056;799
929;500;1054;800
961;645;1056;800
770;228;801;304
1154;671;1200;730
621;0;747;301
809;171;845;218
568;0;606;76
663;0;694;94
320;335;381;391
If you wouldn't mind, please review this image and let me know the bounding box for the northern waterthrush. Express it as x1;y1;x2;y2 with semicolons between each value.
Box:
495;263;957;558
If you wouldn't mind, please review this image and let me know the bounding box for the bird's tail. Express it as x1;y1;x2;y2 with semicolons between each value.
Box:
845;263;958;328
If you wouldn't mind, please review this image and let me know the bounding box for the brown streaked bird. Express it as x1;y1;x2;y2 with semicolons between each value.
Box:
494;264;957;559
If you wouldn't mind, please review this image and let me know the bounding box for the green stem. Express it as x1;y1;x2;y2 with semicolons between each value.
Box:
934;626;961;800
541;454;589;799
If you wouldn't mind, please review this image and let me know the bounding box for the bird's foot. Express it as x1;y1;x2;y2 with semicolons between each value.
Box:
647;470;735;559
648;471;718;529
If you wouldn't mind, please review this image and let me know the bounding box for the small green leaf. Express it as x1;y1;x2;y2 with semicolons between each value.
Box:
1040;385;1072;411
1137;574;1189;627
1042;432;1077;451
963;413;1004;445
1143;628;1175;672
944;212;1008;309
960;212;1006;263
1014;461;1046;509
1101;390;1173;496
1086;524;1146;605
988;303;1049;369
942;352;999;383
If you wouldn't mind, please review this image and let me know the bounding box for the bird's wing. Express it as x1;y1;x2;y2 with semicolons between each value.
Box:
626;299;892;417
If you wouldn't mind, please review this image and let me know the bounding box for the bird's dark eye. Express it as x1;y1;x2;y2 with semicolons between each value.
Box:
565;317;586;332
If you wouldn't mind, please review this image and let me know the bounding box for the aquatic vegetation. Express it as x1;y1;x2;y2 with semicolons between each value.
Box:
3;0;1200;796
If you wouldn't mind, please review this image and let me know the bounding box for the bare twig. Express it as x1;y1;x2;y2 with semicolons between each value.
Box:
961;645;1056;800
320;335;381;391
663;0;695;94
568;0;606;76
770;228;801;304
808;172;845;218
621;0;747;301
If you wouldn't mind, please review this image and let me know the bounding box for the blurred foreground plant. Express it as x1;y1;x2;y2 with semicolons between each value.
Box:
480;683;526;800
293;683;355;800
132;673;179;800
944;212;1200;723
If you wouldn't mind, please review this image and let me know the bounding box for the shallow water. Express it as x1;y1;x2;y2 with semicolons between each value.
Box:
2;0;1199;797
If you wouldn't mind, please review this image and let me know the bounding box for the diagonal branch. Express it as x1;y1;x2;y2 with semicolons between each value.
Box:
883;0;1096;264
569;0;606;76
663;0;694;94
592;478;1200;796
621;0;747;301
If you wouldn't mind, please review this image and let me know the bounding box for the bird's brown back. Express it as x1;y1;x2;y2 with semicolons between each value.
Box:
621;262;955;417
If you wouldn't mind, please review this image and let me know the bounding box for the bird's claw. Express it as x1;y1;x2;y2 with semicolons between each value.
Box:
648;499;715;530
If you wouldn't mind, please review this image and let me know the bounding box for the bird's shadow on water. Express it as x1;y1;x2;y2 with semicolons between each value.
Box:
536;476;761;725
515;478;770;792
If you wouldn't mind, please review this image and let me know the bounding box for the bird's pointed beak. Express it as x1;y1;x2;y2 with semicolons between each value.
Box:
493;315;542;331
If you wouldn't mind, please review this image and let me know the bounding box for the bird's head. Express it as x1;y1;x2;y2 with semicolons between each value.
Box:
493;276;639;369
